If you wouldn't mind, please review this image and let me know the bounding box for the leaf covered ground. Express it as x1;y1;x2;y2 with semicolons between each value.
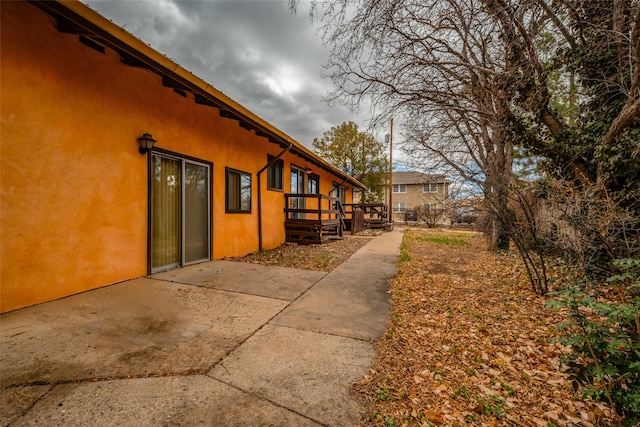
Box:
354;228;617;426
228;235;373;271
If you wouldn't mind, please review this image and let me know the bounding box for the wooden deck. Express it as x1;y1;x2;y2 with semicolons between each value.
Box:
284;194;344;244
343;203;388;230
284;196;389;244
284;218;343;244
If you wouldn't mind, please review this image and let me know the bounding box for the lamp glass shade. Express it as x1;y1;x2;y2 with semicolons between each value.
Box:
137;133;157;154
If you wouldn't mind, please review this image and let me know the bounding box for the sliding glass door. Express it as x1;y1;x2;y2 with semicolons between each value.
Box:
151;153;210;272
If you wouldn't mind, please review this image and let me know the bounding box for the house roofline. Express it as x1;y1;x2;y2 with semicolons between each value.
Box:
28;0;366;189
390;171;451;185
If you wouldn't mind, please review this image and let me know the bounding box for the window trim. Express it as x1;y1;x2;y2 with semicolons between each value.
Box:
225;167;252;213
148;148;212;275
392;183;406;193
392;202;407;212
266;155;284;191
308;173;320;194
332;182;348;203
423;183;439;193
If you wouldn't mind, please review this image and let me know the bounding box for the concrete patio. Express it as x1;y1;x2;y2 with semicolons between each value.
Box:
1;229;402;426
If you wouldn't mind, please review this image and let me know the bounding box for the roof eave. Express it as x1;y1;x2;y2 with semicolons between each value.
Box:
28;0;366;189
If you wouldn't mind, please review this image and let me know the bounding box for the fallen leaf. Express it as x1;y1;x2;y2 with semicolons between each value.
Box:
424;409;444;423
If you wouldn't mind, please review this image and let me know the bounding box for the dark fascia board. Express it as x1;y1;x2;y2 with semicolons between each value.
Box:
28;0;366;189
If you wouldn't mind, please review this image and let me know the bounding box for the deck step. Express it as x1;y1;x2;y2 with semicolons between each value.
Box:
285;220;342;245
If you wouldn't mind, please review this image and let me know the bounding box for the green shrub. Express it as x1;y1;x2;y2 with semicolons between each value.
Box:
548;258;640;425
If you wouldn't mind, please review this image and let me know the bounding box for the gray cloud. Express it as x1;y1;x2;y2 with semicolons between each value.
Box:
83;0;368;146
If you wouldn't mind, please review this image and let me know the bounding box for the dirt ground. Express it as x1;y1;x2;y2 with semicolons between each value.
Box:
227;234;373;271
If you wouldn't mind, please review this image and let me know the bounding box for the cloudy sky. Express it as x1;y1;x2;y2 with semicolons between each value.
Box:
82;0;373;148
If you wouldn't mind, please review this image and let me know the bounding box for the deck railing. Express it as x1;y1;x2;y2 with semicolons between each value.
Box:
342;204;364;234
343;203;388;230
284;193;344;244
284;193;343;221
283;196;390;243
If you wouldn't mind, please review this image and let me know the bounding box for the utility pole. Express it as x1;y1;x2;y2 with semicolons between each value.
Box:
388;118;393;226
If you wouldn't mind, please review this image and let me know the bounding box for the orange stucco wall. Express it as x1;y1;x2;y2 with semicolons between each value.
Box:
0;2;354;313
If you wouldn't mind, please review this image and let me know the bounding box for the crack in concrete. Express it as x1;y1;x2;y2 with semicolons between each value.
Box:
204;376;328;427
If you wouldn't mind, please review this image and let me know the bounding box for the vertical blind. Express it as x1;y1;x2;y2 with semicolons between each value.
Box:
152;155;181;269
184;162;209;263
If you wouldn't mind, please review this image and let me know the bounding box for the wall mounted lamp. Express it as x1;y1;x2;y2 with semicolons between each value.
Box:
306;167;313;174
137;133;157;154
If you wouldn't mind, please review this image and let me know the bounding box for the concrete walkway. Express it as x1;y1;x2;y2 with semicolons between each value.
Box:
1;229;403;427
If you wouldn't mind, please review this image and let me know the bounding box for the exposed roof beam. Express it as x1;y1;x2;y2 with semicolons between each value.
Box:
29;0;366;189
194;94;221;108
56;16;91;34
162;75;192;92
239;121;254;131
219;110;241;121
118;50;152;69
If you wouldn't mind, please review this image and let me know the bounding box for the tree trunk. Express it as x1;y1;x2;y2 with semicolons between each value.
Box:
487;184;511;251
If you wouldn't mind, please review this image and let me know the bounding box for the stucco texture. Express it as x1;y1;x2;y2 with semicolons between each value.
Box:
0;2;353;312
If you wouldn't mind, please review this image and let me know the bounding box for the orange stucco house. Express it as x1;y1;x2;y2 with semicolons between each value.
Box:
0;0;364;313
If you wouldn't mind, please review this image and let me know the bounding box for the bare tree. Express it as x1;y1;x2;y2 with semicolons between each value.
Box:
305;0;525;249
483;0;640;191
289;0;639;249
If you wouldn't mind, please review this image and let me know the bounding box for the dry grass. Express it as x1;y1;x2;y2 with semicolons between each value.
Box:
354;228;616;426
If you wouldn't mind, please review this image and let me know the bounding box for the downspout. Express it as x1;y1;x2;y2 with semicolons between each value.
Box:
257;143;292;252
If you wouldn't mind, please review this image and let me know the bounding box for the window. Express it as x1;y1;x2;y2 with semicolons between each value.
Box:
267;155;284;191
392;184;406;193
308;174;319;194
331;182;347;211
339;185;347;204
423;183;438;193
226;168;251;212
332;182;347;204
290;165;306;219
393;202;407;212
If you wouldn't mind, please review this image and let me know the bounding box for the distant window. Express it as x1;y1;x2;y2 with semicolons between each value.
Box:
393;202;407;212
392;184;406;193
267;155;284;191
308;174;319;194
226;168;251;212
423;183;438;193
